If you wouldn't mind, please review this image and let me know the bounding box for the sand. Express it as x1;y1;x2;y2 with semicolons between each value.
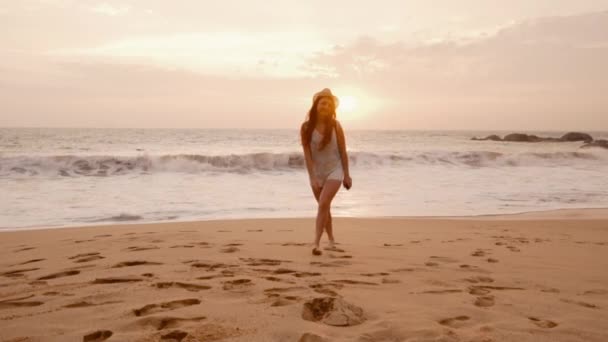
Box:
1;209;607;341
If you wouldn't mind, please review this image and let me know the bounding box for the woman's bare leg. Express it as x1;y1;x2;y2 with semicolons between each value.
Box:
313;180;341;254
326;209;335;243
312;185;335;243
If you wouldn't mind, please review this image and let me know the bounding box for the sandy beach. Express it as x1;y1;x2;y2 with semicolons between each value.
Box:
1;209;607;342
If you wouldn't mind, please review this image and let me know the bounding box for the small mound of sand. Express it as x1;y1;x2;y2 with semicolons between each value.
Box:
301;297;365;326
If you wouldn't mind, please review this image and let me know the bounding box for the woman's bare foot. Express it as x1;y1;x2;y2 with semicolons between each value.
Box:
312;245;322;256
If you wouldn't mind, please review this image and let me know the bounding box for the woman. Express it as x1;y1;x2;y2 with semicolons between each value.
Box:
300;88;352;256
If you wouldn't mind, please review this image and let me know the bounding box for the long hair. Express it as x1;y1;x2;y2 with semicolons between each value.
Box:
302;96;337;150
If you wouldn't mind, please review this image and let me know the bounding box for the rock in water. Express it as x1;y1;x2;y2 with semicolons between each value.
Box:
561;132;593;142
302;297;365;326
503;133;541;142
581;139;608;149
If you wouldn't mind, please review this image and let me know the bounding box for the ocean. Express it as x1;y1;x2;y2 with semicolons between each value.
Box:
1;127;607;231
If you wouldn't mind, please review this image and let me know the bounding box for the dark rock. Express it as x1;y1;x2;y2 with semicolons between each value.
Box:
581;139;608;149
561;132;593;143
503;133;542;142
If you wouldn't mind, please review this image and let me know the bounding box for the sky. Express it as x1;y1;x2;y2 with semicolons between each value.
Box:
1;0;608;130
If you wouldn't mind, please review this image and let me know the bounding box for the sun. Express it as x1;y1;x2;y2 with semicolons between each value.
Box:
339;95;358;113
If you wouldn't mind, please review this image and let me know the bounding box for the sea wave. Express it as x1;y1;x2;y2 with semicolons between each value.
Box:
0;150;605;177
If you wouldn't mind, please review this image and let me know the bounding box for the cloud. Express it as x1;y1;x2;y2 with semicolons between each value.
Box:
1;8;607;130
305;11;608;90
300;11;608;129
89;3;130;16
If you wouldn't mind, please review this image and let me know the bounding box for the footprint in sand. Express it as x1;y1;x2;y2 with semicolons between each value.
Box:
383;243;404;247
161;330;189;341
64;300;122;308
13;258;45;266
419;289;463;294
293;272;322;278
263;286;307;299
154;282;212;292
464;276;494;284
264;276;295;284
170;245;195;249
323;246;346;253
83;330;113;342
382;278;401;284
76;255;105;263
126;246;160;252
13;246;36;252
112;260;163;268
474;295;495;307
486;258;499;263
468;287;491;296
332;279;378;286
459;264;480;270
471;249;487;257
528;317;558;328
310;283;343;297
220;246;239;253
560;298;599;309
37;270;80;280
390;267;417;273
310;260;351;268
69;252;103;262
247;229;263;232
0;294;44;309
223;279;254;291
581;289;608;296
270;296;300;307
281;242;308;247
240;258;288;267
74;239;96;244
1;267;40;278
191;262;236;271
539;287;560;293
91;277;143;284
135;316;207;331
438;315;470;328
197;271;235;280
133;298;201;317
329;254;352;259
361;272;390;277
429;256;459;263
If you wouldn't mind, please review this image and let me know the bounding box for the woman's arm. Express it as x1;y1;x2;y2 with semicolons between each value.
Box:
335;120;350;178
300;123;316;184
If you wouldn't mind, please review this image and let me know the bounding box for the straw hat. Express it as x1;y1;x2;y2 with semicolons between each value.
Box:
312;88;339;108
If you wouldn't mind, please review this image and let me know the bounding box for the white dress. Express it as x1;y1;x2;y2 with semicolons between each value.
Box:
310;128;344;187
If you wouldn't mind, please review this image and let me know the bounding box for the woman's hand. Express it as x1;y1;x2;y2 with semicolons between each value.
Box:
343;174;352;190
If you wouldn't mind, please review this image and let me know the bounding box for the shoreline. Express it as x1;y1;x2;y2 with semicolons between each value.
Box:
2;207;608;233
